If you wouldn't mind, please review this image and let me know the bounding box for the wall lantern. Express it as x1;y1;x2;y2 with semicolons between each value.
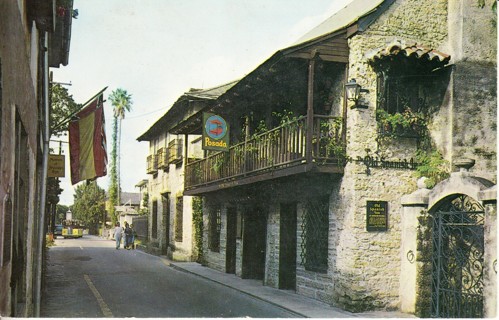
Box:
345;79;369;109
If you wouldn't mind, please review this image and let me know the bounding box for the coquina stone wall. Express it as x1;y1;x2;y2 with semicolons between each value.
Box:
201;199;226;273
265;203;280;287
333;0;449;312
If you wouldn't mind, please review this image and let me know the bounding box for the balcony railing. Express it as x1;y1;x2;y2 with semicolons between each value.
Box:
185;115;344;191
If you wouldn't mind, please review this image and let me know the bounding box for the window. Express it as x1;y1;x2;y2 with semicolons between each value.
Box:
175;196;183;242
301;197;329;273
369;43;451;126
208;205;221;252
377;73;436;115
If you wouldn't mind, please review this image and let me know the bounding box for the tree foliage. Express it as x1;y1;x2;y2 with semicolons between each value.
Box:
72;181;106;234
139;191;149;215
56;204;69;224
50;84;81;136
107;88;133;224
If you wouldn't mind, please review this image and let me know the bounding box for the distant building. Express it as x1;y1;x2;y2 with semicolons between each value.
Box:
137;82;237;260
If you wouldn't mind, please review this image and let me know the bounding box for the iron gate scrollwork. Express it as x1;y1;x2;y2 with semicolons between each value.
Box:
431;194;484;318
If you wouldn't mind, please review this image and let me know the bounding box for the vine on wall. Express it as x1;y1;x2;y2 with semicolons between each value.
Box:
192;196;204;263
415;210;433;318
376;108;450;188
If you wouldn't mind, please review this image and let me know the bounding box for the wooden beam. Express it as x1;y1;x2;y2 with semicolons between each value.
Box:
183;162;343;196
287;52;349;63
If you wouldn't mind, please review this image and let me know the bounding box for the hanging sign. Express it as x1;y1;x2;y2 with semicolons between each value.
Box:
202;113;229;151
48;154;65;177
366;200;388;231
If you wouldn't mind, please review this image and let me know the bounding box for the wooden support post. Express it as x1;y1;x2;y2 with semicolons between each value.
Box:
342;65;348;144
306;52;317;163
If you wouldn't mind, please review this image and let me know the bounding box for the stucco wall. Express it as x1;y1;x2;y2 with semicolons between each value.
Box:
0;1;41;316
147;134;203;260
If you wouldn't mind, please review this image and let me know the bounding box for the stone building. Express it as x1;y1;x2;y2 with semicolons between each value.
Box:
175;0;496;317
0;0;74;316
137;82;237;260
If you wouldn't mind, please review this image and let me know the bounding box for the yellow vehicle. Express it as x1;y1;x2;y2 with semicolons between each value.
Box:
62;220;84;238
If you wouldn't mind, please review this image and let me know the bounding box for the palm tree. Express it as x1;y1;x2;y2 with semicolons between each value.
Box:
108;88;132;222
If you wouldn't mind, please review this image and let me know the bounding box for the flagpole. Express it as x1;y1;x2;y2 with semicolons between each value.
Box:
53;86;108;131
80;86;108;109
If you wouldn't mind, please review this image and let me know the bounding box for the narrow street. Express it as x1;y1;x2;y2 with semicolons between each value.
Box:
41;235;299;318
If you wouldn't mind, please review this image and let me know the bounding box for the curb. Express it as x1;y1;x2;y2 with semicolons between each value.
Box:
168;262;307;318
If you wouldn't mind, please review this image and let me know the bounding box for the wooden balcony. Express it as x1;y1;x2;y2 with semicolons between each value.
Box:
184;115;345;195
157;148;168;169
168;139;183;164
146;154;158;174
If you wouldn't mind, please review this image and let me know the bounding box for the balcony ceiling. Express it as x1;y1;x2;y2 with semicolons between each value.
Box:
48;0;74;67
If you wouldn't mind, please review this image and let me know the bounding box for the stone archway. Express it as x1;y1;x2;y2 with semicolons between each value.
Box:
400;170;496;317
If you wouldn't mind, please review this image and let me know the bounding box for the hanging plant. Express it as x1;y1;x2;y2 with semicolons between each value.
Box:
376;108;427;138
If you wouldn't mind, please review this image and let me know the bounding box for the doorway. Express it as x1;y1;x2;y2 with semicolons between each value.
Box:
279;203;297;290
242;206;267;280
161;193;170;254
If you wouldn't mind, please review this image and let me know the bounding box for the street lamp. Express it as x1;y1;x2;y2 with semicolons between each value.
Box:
345;79;369;109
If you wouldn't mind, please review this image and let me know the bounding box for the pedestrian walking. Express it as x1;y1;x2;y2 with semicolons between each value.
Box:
124;222;133;250
114;222;123;250
130;224;137;249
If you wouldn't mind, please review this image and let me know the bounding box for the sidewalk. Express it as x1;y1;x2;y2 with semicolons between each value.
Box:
165;259;416;318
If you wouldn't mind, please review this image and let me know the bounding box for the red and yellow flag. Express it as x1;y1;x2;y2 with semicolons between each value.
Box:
68;93;107;185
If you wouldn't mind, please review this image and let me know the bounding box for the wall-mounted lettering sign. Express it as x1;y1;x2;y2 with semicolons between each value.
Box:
366;201;388;231
202;113;230;151
48;154;65;177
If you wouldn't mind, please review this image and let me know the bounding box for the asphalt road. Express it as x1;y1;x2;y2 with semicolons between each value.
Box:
41;235;299;318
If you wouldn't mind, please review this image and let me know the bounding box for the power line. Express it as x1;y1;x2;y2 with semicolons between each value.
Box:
124;106;169;120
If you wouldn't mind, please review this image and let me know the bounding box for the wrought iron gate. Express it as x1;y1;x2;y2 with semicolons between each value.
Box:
431;194;484;318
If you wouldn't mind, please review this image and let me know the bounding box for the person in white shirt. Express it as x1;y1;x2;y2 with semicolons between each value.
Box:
114;222;123;250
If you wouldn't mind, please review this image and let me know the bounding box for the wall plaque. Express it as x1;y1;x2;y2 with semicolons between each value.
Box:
366;201;388;231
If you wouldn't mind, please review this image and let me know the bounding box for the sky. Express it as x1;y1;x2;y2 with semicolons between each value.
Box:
52;0;354;205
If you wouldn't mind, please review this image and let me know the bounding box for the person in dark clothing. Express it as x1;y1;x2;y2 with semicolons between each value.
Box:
130;224;137;249
124;222;133;250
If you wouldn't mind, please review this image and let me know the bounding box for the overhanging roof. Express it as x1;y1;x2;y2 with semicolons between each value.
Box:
206;1;394;117
368;41;451;65
144;0;396;137
137;80;238;141
287;0;391;51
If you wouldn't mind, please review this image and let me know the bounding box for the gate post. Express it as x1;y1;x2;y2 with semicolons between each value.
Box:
479;186;497;318
400;178;430;314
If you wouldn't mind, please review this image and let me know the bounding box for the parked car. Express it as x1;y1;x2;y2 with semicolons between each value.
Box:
54;224;63;239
